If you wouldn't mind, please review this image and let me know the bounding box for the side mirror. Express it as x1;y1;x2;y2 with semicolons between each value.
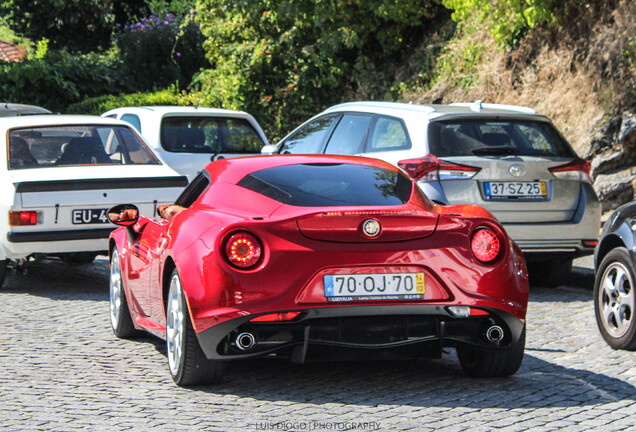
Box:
260;144;278;155
108;204;139;226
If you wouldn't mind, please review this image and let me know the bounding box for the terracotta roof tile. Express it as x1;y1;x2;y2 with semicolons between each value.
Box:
0;40;27;63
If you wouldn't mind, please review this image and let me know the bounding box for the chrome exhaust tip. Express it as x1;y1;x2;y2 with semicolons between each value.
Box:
235;332;256;350
485;325;504;343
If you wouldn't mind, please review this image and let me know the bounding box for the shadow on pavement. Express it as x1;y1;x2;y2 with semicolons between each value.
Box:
137;335;636;409
529;284;592;303
9;256;630;411
567;265;595;291
1;258;109;302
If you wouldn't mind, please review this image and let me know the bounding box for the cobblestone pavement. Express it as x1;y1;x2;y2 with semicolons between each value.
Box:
0;256;634;432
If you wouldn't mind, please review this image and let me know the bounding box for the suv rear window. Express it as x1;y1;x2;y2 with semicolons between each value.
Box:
238;163;412;207
8;125;160;169
161;116;265;154
428;119;575;158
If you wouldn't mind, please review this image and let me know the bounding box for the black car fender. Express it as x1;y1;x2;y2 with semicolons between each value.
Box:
595;202;636;270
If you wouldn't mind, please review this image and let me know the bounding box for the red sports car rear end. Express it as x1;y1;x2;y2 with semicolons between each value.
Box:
107;155;528;386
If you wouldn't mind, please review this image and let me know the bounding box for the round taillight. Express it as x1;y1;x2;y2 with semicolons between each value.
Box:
225;232;262;268
471;228;501;263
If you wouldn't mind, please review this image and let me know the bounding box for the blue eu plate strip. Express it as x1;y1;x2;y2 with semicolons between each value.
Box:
484;182;491;196
324;275;334;297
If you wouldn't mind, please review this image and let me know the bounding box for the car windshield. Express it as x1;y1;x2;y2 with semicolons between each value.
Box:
427;119;576;158
161;116;265;154
8;125;161;169
238;163;413;206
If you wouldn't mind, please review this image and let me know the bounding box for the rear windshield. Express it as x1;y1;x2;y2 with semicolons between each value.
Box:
238;163;413;207
8;125;161;170
427;119;575;158
161;116;265;154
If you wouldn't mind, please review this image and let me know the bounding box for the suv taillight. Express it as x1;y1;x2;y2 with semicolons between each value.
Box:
398;154;480;182
549;157;592;184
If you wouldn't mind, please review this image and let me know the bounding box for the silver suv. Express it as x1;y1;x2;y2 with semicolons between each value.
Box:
263;101;601;287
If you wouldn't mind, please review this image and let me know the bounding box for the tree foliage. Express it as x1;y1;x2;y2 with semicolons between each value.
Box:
66;87;183;115
147;0;196;16
442;0;558;47
115;12;207;91
194;0;446;140
0;0;150;53
0;50;128;111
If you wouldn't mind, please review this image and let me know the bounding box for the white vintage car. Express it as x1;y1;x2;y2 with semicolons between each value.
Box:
0;114;187;287
102;106;269;182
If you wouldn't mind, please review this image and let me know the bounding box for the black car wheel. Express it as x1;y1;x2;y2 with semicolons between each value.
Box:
457;326;525;377
0;259;7;288
594;247;636;350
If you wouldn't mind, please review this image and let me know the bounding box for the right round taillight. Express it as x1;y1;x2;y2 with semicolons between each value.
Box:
471;228;501;263
224;232;262;269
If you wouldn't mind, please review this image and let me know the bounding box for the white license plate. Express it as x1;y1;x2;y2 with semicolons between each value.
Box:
324;273;425;301
72;208;109;224
484;181;547;198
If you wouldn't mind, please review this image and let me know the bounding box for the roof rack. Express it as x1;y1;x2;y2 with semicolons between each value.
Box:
449;100;536;114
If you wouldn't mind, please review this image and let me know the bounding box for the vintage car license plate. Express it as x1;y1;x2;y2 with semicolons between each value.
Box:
324;272;425;301
72;208;109;224
484;181;547;198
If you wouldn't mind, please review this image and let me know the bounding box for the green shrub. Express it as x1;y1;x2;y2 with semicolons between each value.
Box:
442;0;558;47
66;88;184;115
115;12;207;91
0;0;150;53
434;34;485;88
0;50;128;112
194;0;446;140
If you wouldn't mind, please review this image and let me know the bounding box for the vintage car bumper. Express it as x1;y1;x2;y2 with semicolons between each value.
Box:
1;231;113;259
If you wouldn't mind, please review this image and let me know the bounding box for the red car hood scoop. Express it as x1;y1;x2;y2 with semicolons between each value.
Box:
296;209;439;242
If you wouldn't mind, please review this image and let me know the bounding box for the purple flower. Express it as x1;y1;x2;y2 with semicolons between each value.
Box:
176;52;181;57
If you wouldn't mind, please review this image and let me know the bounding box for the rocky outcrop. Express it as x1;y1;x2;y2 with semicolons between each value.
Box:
589;110;636;212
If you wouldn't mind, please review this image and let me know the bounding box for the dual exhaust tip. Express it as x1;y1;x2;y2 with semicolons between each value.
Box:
235;332;257;351
485;325;504;343
235;326;504;350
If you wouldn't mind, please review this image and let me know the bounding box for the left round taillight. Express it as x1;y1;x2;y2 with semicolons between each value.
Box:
224;232;262;269
471;228;501;263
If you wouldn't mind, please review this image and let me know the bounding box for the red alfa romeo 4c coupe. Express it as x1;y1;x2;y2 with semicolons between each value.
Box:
107;154;528;386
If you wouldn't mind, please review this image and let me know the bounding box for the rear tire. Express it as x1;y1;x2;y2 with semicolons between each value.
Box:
0;259;7;288
457;326;525;377
166;269;225;386
61;252;97;266
109;248;137;339
528;258;572;288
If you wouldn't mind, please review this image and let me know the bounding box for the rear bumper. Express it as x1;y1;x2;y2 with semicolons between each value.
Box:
495;182;600;258
421;180;601;259
514;238;595;259
1;231;111;259
196;305;525;362
7;228;114;243
504;212;599;258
